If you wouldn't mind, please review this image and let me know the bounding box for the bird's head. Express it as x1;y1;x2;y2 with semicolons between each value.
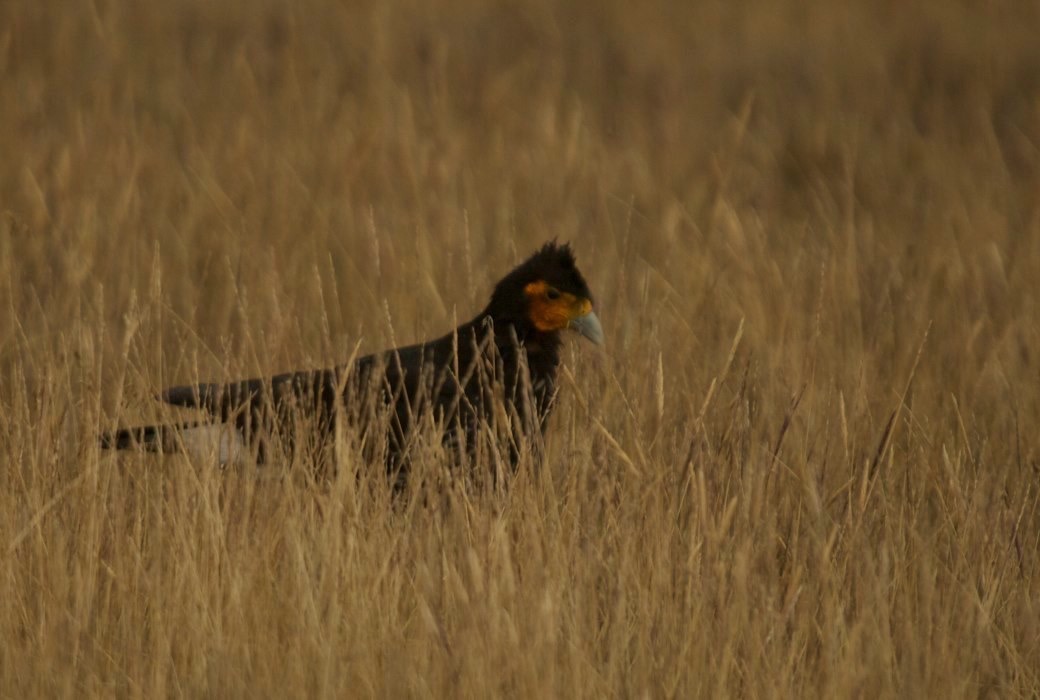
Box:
485;241;603;345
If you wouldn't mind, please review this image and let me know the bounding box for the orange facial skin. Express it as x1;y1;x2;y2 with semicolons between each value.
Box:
523;280;593;333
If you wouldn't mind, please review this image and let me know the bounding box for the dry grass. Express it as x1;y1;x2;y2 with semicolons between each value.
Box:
3;0;1040;696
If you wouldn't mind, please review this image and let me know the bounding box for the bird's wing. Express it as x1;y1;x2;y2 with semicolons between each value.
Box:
159;368;346;420
156;341;441;425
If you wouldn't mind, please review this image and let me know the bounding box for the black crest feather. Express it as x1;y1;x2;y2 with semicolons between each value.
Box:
487;241;591;314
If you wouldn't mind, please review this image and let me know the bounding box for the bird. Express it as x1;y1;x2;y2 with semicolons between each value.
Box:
99;241;603;481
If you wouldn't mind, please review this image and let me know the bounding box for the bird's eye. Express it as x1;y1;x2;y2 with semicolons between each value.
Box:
546;287;561;300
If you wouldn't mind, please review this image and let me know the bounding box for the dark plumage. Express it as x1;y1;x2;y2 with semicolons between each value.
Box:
100;242;602;479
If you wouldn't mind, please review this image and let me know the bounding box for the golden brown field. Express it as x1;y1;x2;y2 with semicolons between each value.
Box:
2;0;1040;696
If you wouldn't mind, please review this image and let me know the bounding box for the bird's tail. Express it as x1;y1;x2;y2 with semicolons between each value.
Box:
98;421;203;453
99;421;250;464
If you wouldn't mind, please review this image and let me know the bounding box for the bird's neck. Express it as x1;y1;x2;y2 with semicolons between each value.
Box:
465;313;562;366
462;313;561;425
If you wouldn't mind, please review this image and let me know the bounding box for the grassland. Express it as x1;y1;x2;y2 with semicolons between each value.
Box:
2;0;1040;696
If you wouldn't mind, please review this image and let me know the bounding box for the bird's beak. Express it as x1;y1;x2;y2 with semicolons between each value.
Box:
568;310;604;346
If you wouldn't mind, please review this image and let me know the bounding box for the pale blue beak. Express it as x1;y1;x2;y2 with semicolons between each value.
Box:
569;310;604;345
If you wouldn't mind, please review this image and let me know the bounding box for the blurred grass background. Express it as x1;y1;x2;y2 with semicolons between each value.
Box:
2;0;1039;696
